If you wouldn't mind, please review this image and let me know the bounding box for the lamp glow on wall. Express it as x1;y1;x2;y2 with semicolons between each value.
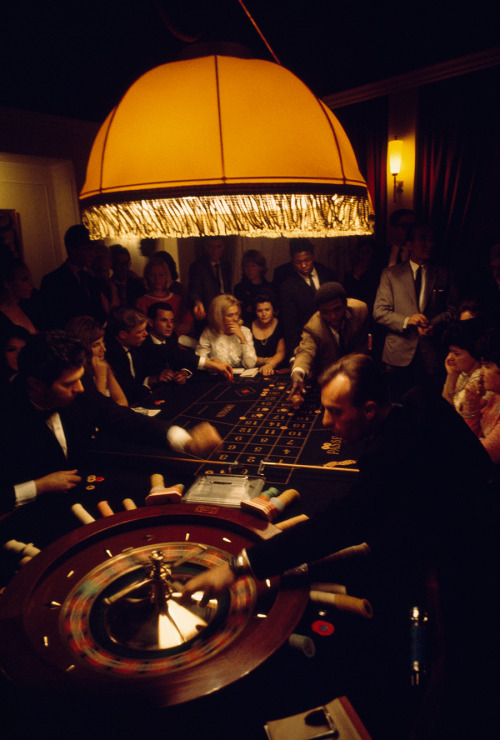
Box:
79;54;374;240
388;138;404;202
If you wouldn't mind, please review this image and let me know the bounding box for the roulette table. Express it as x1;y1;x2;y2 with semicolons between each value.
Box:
0;504;309;708
0;375;391;739
93;373;360;486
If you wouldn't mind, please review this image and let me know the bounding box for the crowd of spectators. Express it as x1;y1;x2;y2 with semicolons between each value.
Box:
1;218;499;474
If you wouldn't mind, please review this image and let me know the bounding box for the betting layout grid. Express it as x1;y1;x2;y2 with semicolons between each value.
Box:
166;379;351;484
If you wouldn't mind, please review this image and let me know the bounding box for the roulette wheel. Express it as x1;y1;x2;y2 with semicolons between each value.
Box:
0;503;309;708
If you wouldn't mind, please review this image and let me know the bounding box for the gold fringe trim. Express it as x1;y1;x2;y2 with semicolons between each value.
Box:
81;193;373;239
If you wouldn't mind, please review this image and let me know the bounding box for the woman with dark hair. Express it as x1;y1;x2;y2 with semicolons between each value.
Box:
233;249;272;325
460;327;500;464
66;315;128;406
441;320;484;413
250;290;285;376
136;255;194;337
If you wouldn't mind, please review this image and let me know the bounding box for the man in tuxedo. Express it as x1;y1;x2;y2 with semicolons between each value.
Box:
278;239;337;359
288;282;369;402
188;237;233;325
40;224;107;328
139;302;233;384
0;331;221;513
105;306;152;405
373;222;458;399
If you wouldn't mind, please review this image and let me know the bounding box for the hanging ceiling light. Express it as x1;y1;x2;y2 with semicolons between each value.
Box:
80;54;373;240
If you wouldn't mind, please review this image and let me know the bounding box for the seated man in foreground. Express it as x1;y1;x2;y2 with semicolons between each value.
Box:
0;331;221;513
183;354;494;736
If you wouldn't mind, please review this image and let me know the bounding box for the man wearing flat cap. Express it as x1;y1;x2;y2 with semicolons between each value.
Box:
288;282;369;402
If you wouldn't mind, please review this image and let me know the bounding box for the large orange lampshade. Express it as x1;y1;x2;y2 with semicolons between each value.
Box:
80;54;373;239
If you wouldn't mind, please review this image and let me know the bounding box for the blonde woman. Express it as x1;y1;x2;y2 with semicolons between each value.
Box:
136;255;194;337
196;295;257;369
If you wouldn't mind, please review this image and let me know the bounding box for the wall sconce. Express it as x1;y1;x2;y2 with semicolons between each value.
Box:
388;138;404;202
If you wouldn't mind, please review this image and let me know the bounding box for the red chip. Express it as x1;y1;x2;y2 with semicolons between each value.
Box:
311;620;335;636
95;477;104;482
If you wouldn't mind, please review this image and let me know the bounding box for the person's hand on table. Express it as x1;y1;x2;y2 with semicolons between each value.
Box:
159;368;176;383
259;362;274;377
205;358;234;381
287;374;304;408
35;470;82;494
186;422;222;456
173;370;189;385
182;562;236;606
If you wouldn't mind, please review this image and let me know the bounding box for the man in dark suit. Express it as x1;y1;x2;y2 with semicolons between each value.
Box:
110;244;145;307
373;222;458;399
105;306;151;405
183;354;494;738
139;302;233;384
40;224;107;328
278;239;337;359
188;237;233;325
0;331;221;513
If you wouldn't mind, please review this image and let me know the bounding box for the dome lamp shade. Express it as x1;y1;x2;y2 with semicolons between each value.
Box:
80;55;373;239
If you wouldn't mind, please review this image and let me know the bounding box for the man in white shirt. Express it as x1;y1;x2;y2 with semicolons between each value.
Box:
0;331;221;512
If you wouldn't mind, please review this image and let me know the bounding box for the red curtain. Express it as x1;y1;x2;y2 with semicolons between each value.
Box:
336;97;389;251
414;66;500;292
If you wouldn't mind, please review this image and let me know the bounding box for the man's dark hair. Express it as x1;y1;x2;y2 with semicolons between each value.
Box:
17;331;86;386
147;302;174;320
289;239;314;258
319;353;390;408
110;244;130;263
477;328;500;367
64;224;91;252
315;282;347;308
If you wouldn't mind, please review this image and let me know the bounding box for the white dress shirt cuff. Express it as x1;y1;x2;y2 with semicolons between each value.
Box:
197;356;206;369
15;480;37;508
167;426;193;452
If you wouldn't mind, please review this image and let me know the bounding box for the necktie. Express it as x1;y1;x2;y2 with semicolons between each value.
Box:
308;275;316;292
414;266;422;310
214;263;224;293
